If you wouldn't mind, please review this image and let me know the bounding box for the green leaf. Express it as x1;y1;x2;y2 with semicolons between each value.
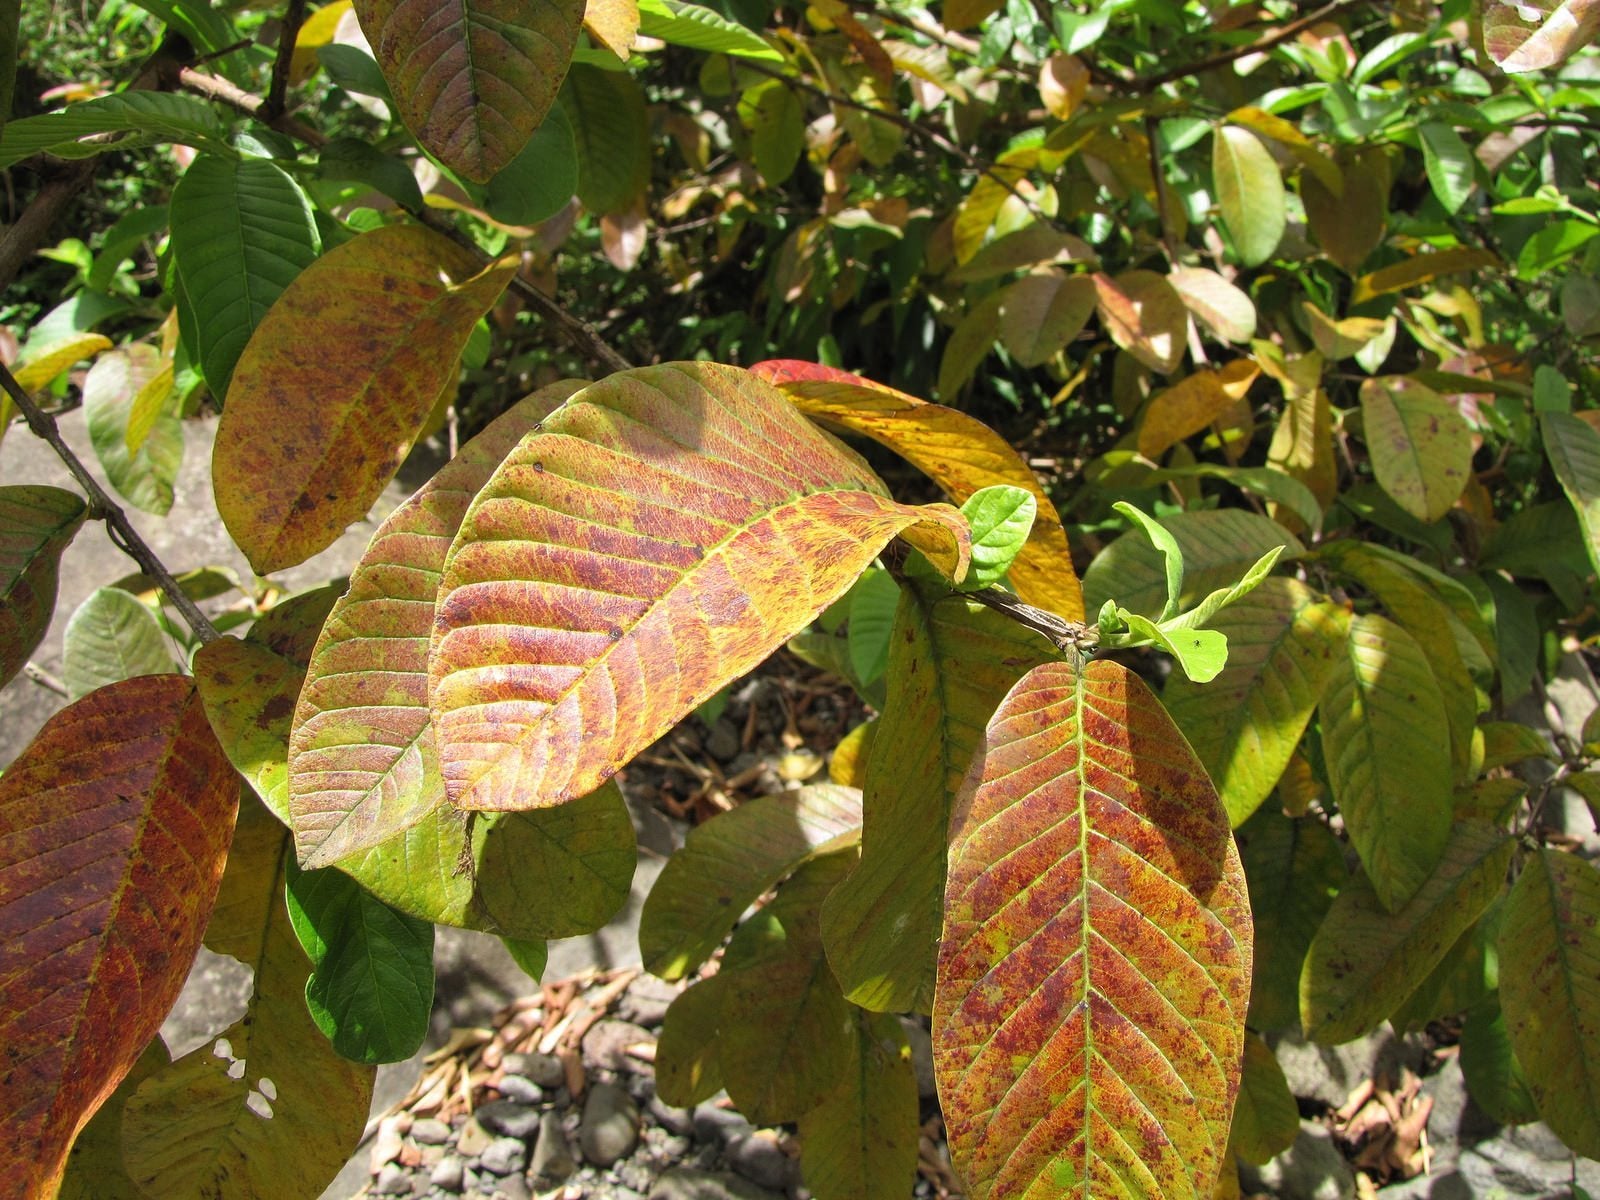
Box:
1319;613;1453;912
1231;1033;1298;1165
1418;122;1476;215
1163;544;1284;633
1213;124;1285;267
797;1011;920;1200
640;784;862;979
1542;410;1600;582
0;485;87;689
170;155;322;401
1104;608;1229;683
1360;377;1472;524
83;345;183;516
738;78;804;186
655;975;726;1107
636;0;781;59
996;271;1098;367
317;139;426;211
1301;821;1512;1043
847;566;900;687
1498;848;1600;1157
958;485;1035;590
1239;809;1346;1031
1111;501;1183;621
1164;578;1347;826
353;0;584;181
934;658;1251;1200
1460;994;1539;1126
821;587;1058;1013
61;586;175;699
563;62;651;214
0;92;233;168
484;104;579;225
502;936;547;982
285;860;435;1064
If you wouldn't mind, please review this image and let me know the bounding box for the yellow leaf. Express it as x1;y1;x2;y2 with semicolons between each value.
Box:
288;0;353;84
125;361;174;456
584;0;639;60
1353;247;1501;304
1302;303;1389;361
1137;360;1261;459
1039;54;1088;120
12;332;112;392
943;0;1001;30
1226;105;1341;194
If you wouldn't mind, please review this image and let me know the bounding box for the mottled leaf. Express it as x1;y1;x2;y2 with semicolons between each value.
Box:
84;344;183;516
934;658;1252;1200
1320;613;1453;912
997;271;1097;367
285;861;435;1064
429;363;970;811
1231;1033;1298;1165
1360;377;1472;523
798;1011;920;1200
120;795;375;1196
290;383;581;867
0;485;86;688
822;586;1058;1013
1482;0;1600;72
354;0;583;180
60;586;175;699
1498;849;1600;1157
214;224;517;574
1214;125;1285;267
0;676;237;1197
1239;809;1346;1031
1163;578;1346;827
1093;269;1187;374
1542;410;1600;582
1137;360;1260;460
640;784;862;979
751;359;1084;621
169;154;321;399
1302;821;1511;1043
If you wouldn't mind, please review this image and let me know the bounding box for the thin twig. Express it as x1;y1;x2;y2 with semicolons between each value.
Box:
0;363;221;645
966;586;1098;657
23;662;69;697
1131;0;1370;94
264;0;308;121
178;67;327;145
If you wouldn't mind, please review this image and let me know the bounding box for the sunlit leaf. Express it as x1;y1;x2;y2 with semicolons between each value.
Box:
290;383;580;867
430;363;970;811
1498;848;1600;1157
997;271;1097;367
822;586;1058;1013
1302;304;1388;362
584;0;639;58
1302;821;1511;1043
1225;105;1341;194
0;676;237;1196
61;585;175;699
641;784;862;979
1360;376;1472;523
1352;247;1500;304
57;1039;169;1200
751;359;1084;621
353;0;583;180
1214;125;1286;267
1542;410;1600;581
1137;359;1260;459
0;92;233;168
960;485;1035;589
636;0;780;59
934;658;1251;1200
1231;1033;1298;1165
944;224;1095;284
169;154;321;400
1482;0;1600;73
1168;266;1256;343
1320;613;1453;912
798;1010;920;1200
0;485;86;688
1418;122;1477;215
84;344;183;516
214;224;518;574
738;78;804;186
1093;269;1187;373
1163;578;1346;827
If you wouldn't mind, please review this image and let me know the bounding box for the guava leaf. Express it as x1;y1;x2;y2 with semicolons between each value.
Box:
353;0;584;181
1167;266;1256;343
750;359;1084;621
290;383;581;867
1162;544;1283;633
1418;122;1476;215
84;345;182;516
285;861;435;1064
1459;995;1539;1126
1214;125;1285;267
640;783;863;980
0;92;233;168
1319;613;1453;912
1093;269;1187;373
934;658;1252;1200
0;676;238;1197
846;567;900;687
564;62;651;213
655;974;726;1107
57;1039;169;1200
1482;0;1600;73
1136;360;1261;460
1163;578;1347;826
214;224;519;574
959;485;1036;590
1302;148;1389;274
169;154;321;399
1301;820;1512;1043
1231;1033;1298;1165
429;363;970;811
1498;848;1600;1157
0;484;86;688
1106;608;1229;682
996;271;1097;367
1360;377;1472;524
821;587;1059;1013
797;1010;920;1200
1542;410;1600;582
61;586;176;699
120;795;375;1196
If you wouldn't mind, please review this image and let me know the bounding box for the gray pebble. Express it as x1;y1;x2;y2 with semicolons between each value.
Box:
725;1133;792;1191
411;1118;453;1146
649;1166;784;1200
372;1162;413;1195
646;1095;694;1137
529;1109;577;1187
583;1018;656;1072
475;1100;542;1141
478;1136;528;1176
619;974;680;1027
455;1116;493;1157
581;1081;641;1166
504;1050;567;1089
429;1154;466;1192
491;1176;531;1200
497;1074;544;1105
692;1101;752;1145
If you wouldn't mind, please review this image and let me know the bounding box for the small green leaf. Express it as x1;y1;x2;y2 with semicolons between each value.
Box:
1103;608;1228;683
1542;410;1600;581
636;0;781;59
501;937;546;983
0;92;233;168
285;861;435;1064
847;567;901;687
1418;123;1476;215
738;78;804;186
62;586;175;699
958;485;1036;590
1163;544;1283;632
1111;501;1183;621
1213;124;1286;267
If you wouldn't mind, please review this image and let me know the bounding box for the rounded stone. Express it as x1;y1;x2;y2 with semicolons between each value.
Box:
580;1081;641;1166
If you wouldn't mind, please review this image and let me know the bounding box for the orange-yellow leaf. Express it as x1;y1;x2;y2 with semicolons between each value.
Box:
214;224;518;575
1352;247;1500;305
1094;269;1187;374
583;0;639;59
1303;303;1388;361
750;359;1084;621
0;676;238;1196
1137;359;1261;459
934;658;1252;1200
429;363;971;810
1039;54;1088;120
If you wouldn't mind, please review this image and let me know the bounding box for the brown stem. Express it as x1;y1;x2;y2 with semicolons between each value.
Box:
178;67;327;145
264;0;308;121
1131;0;1369;94
966;586;1098;656
0;363;221;645
0;160;98;293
